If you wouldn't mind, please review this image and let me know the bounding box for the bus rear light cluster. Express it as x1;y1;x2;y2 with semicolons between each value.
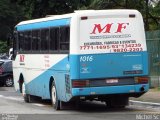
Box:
135;77;148;84
72;80;89;88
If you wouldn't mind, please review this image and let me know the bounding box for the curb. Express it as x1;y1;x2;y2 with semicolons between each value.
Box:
129;100;160;107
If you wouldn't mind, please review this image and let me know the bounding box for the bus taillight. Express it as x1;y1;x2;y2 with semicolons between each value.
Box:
72;80;89;88
135;77;148;84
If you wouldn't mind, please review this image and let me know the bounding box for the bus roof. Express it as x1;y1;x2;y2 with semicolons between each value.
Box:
16;13;73;26
15;9;141;31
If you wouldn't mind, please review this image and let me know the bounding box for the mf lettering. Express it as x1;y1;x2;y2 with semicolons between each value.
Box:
90;23;129;34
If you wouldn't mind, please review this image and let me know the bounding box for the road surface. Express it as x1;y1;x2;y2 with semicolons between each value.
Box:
0;87;159;120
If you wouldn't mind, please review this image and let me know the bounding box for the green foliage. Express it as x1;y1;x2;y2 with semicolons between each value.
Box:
149;1;160;30
0;0;160;43
0;0;25;40
87;0;160;30
0;41;8;53
13;0;93;18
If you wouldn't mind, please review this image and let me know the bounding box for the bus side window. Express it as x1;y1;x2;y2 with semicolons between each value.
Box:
60;26;70;51
32;30;40;51
50;27;59;51
18;32;24;51
41;29;49;51
24;31;32;51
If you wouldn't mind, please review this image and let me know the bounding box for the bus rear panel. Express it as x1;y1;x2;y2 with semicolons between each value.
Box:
69;10;149;105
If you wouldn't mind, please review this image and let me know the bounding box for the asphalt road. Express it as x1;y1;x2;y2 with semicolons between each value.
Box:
0;87;160;120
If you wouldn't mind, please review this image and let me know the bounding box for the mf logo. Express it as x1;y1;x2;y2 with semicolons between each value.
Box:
90;23;129;34
20;55;25;62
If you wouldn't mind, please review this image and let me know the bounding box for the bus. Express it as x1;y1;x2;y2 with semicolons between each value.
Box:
12;10;149;110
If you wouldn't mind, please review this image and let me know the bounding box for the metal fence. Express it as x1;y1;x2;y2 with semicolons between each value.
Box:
146;30;160;87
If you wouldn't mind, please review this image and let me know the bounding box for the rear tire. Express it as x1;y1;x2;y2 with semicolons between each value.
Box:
51;81;60;110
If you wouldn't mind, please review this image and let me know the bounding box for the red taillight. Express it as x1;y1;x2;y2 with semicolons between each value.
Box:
72;80;89;88
135;77;148;84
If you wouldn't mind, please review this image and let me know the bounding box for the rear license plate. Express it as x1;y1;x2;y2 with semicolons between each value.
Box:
106;79;118;84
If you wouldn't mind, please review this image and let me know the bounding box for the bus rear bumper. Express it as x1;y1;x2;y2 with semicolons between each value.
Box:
72;84;149;97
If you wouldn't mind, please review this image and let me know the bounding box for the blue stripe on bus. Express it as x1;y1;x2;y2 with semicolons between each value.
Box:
26;56;69;100
25;51;149;101
16;18;70;31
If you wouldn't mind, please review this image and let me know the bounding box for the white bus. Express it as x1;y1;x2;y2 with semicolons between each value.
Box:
13;10;149;110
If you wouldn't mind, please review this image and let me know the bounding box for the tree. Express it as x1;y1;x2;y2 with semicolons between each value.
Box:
149;0;160;30
0;0;25;40
13;0;92;18
0;41;8;53
85;0;160;31
0;0;160;45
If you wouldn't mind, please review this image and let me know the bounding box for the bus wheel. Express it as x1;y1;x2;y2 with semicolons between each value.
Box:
22;83;30;103
51;81;60;110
